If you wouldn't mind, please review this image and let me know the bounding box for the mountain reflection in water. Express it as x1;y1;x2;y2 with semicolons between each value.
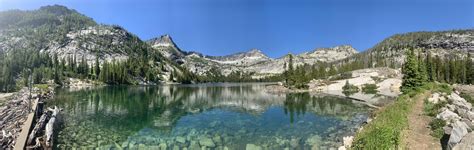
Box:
50;83;372;149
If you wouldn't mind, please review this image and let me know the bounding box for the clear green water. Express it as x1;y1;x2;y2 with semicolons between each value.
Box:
49;83;372;150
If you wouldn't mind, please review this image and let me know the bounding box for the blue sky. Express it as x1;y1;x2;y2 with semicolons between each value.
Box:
1;0;473;58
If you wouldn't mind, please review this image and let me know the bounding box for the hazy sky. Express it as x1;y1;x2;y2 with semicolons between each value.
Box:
1;0;473;58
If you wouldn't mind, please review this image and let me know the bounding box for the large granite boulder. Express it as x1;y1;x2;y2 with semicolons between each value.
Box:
448;121;471;149
437;109;461;122
453;132;474;150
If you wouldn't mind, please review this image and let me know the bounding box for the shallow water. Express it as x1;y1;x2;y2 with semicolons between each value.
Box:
49;83;372;149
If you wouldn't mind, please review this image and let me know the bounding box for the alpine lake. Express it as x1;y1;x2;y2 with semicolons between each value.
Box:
48;83;376;150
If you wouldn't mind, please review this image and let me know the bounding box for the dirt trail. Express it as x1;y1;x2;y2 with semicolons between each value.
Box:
403;92;441;150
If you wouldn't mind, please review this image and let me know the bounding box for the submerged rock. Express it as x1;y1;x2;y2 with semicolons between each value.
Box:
290;138;300;148
173;145;179;150
189;141;201;150
159;143;168;150
246;144;262;150
306;135;321;146
176;136;187;144
199;137;216;147
212;135;222;145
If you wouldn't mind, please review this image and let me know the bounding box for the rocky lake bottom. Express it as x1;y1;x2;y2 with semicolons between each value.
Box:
48;83;373;149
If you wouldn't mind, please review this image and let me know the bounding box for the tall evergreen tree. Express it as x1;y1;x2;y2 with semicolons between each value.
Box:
467;53;473;84
417;49;428;83
94;55;100;79
426;52;434;81
287;54;295;86
401;48;421;93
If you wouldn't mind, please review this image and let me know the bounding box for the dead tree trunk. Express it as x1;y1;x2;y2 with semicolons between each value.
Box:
45;107;59;148
27;113;48;145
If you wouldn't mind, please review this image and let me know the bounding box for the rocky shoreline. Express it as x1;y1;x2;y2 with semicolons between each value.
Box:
0;86;54;149
429;91;474;149
265;68;402;104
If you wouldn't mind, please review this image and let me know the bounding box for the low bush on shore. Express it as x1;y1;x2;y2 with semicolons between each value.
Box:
423;100;447;117
429;118;446;139
352;83;438;149
362;84;378;94
342;80;359;96
460;92;473;104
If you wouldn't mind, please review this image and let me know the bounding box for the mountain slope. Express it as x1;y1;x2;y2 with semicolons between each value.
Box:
333;29;474;69
0;5;191;86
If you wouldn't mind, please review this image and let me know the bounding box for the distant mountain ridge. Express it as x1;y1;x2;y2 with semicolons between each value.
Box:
146;35;358;77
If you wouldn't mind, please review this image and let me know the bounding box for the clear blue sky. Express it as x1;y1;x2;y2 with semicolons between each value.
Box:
1;0;473;58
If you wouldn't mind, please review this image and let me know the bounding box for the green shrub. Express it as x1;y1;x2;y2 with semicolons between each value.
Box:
362;84;378;94
330;72;352;81
34;84;49;90
429;118;446;139
432;83;452;94
460;92;473;105
352;87;427;149
342;80;359;96
371;76;383;82
423;100;447;117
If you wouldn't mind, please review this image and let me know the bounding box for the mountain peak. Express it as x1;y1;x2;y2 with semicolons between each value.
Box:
248;48;262;53
38;5;77;16
309;45;358;55
245;48;267;57
148;34;176;48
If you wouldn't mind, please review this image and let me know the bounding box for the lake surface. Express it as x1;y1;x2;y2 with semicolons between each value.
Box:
49;83;372;150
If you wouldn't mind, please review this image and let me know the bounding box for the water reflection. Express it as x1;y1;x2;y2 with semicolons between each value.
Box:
50;84;371;149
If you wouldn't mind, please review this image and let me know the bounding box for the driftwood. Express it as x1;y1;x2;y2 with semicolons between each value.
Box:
45;106;59;148
1;130;14;149
1;87;55;149
26;137;41;149
27;113;48;145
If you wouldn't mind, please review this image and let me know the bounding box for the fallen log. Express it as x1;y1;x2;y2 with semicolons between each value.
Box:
45;106;59;148
26;137;41;149
27;113;48;145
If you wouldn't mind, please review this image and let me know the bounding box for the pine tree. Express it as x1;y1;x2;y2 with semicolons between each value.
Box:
283;61;288;84
434;56;443;82
401;48;421;93
169;69;174;82
448;58;455;83
467;53;473;84
53;67;62;85
417;49;428;83
426;52;434;81
94;55;100;79
287;54;295;86
328;65;337;76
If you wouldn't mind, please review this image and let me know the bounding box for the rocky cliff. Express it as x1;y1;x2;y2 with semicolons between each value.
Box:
335;30;474;69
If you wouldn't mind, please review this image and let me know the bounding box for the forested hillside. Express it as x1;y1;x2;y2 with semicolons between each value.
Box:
282;30;474;89
0;5;197;92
